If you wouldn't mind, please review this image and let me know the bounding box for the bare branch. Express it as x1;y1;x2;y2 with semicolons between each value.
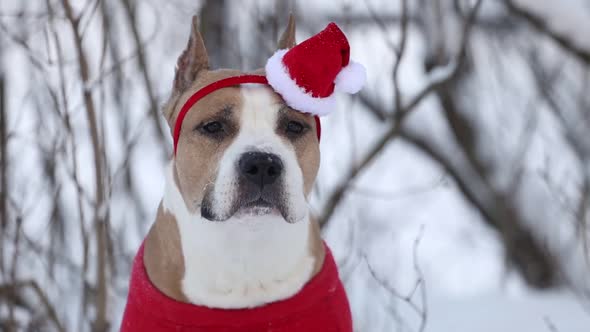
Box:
392;0;409;115
400;126;558;288
325;13;518;34
318;0;483;227
120;0;167;146
60;0;108;329
504;0;590;65
0;280;66;332
0;71;7;271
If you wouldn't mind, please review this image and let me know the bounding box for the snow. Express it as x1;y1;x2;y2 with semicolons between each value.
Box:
320;93;590;330
428;290;590;332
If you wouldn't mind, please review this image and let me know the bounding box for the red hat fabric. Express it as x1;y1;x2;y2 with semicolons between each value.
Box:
265;22;366;116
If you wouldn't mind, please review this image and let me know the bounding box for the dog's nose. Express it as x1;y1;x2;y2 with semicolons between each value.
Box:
239;152;283;187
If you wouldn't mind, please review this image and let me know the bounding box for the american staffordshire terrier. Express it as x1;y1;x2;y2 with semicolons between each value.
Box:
121;15;365;332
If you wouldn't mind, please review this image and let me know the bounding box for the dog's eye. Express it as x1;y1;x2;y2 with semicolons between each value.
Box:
200;121;224;135
286;121;304;135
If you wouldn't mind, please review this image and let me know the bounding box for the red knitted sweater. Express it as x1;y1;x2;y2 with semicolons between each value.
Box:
120;243;352;332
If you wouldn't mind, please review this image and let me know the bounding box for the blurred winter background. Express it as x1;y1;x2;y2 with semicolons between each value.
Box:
1;0;590;331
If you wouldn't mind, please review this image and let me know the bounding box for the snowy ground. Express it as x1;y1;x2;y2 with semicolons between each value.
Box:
427;290;590;332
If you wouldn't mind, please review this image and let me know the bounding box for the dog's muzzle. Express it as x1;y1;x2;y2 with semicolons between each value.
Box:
234;152;289;218
201;152;296;222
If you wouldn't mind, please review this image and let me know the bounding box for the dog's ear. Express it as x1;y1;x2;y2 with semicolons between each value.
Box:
173;15;209;93
277;14;296;49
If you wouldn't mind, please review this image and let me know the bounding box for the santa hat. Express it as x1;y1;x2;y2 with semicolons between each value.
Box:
265;22;366;116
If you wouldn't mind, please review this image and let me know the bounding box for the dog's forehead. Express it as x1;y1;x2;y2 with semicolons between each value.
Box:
175;69;281;130
239;86;283;131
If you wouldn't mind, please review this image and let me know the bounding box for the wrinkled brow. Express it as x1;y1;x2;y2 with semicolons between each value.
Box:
203;104;234;121
276;104;311;123
219;104;234;118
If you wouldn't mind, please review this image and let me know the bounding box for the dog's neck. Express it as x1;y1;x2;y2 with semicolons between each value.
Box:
143;163;324;309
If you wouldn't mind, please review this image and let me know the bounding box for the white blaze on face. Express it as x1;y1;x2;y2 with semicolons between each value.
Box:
207;86;308;223
162;86;316;309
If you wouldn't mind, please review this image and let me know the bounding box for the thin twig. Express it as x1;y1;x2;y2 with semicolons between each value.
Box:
543;316;559;332
412;225;427;332
363;0;397;50
0;70;6;275
504;0;590;65
363;225;428;331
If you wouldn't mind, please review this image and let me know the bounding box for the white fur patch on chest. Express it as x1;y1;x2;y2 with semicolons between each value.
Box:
162;87;315;308
163;164;314;308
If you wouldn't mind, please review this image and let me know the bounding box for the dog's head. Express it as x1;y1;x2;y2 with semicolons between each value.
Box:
162;16;319;224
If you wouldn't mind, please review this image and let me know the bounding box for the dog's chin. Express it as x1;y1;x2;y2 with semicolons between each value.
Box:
201;196;301;223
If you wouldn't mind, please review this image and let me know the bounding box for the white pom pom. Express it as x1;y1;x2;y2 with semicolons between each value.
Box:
334;61;366;94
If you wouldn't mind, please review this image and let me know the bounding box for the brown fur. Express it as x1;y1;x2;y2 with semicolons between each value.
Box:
309;215;326;275
275;107;320;195
172;70;245;214
144;204;187;301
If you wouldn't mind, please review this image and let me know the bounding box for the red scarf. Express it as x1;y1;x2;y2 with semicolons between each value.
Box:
120;243;352;331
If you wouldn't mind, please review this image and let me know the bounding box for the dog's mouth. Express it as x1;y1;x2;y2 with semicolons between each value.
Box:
244;198;272;208
235;197;279;217
201;185;300;223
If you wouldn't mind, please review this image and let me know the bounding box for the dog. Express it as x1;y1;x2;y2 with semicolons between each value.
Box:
120;15;365;332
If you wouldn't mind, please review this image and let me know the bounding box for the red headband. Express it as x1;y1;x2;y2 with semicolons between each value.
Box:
173;75;321;155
